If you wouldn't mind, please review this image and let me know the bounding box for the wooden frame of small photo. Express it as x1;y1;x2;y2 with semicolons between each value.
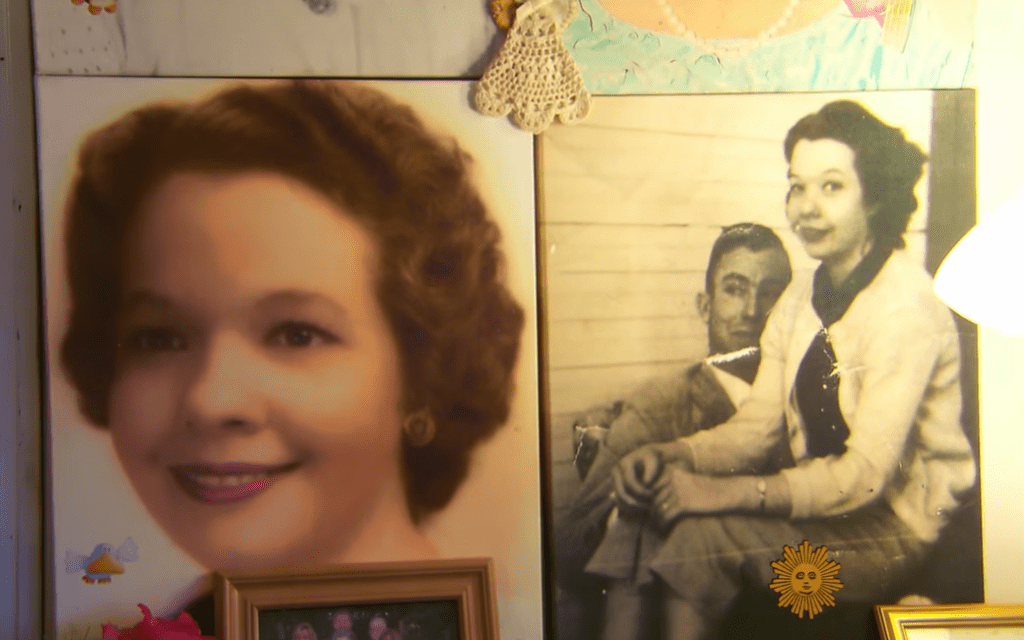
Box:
875;603;1024;639
215;557;500;640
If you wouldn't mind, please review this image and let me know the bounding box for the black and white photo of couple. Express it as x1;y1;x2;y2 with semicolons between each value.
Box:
542;90;982;640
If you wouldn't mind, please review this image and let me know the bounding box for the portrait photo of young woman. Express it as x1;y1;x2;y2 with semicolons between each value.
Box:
38;78;542;640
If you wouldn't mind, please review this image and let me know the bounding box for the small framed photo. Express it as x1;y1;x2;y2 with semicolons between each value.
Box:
875;604;1024;640
215;558;499;640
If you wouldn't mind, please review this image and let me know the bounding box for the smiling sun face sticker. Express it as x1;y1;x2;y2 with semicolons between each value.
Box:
769;540;843;619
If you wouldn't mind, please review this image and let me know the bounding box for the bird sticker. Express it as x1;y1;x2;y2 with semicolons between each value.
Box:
66;538;139;584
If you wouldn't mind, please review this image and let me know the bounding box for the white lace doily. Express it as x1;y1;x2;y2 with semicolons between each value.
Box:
474;0;591;134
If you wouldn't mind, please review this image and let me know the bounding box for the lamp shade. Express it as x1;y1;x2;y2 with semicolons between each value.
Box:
933;188;1024;335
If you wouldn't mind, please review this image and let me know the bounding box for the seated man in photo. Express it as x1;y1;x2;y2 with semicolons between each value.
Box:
554;223;792;640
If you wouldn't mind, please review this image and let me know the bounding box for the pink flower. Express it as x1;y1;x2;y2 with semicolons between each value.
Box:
101;604;215;640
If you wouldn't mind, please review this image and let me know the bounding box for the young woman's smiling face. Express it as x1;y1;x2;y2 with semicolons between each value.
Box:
786;138;876;284
109;171;408;571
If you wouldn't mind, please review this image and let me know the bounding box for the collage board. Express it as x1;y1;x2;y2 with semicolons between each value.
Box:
30;1;994;640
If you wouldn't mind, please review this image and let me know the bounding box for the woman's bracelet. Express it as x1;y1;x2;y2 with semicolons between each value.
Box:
756;477;768;511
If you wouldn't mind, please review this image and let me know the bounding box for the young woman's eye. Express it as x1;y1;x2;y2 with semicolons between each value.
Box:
822;180;844;193
123;327;188;353
786;183;804;200
266;321;339;348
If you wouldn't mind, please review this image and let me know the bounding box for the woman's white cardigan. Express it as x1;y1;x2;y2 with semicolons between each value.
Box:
685;250;977;543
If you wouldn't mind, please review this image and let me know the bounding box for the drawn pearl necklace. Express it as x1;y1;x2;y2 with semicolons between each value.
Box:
654;0;803;59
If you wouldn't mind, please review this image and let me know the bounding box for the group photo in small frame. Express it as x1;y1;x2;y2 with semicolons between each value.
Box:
257;600;458;640
216;558;499;640
539;88;981;640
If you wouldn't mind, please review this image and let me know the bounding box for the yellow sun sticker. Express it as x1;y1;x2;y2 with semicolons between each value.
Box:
769;540;843;619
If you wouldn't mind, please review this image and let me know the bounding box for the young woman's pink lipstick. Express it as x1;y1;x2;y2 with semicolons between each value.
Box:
170;462;295;504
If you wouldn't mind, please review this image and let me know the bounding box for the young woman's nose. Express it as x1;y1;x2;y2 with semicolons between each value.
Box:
182;332;262;433
788;190;820;223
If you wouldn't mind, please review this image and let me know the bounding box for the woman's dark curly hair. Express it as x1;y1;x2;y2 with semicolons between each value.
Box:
60;80;525;522
784;100;928;250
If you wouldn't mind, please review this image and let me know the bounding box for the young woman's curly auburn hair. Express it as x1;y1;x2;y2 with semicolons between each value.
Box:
784;99;928;250
60;80;525;521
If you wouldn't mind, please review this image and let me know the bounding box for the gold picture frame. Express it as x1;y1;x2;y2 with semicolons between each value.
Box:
875;603;1024;639
215;557;500;640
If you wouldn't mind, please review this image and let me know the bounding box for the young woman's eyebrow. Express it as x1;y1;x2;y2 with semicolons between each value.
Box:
118;290;179;316
788;167;849;181
254;290;351;321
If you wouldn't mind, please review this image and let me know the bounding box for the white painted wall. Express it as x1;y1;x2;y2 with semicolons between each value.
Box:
973;0;1024;605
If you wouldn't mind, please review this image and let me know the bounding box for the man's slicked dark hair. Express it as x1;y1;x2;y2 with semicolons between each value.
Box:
705;223;791;293
59;80;525;522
